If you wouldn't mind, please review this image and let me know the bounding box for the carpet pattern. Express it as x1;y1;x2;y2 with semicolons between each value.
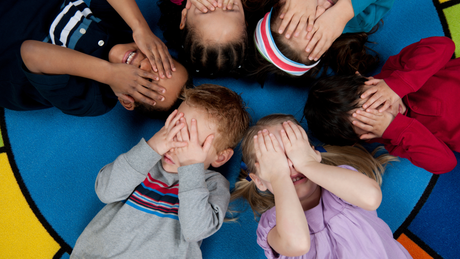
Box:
1;0;459;258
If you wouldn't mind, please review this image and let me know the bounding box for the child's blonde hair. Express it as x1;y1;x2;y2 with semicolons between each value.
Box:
181;84;251;152
231;114;398;218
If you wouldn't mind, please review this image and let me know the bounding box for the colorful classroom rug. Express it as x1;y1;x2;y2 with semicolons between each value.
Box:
1;0;460;258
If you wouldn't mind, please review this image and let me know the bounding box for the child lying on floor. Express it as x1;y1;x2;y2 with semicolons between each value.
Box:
231;114;410;258
71;84;250;258
304;36;459;174
1;0;188;117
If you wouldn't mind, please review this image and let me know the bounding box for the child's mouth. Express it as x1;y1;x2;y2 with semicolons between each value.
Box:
123;51;137;64
164;154;175;165
291;174;307;185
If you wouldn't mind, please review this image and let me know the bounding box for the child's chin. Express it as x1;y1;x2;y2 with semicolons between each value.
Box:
161;161;178;174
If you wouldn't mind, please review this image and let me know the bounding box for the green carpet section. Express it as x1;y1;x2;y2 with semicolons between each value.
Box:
444;4;460;57
0;128;3;148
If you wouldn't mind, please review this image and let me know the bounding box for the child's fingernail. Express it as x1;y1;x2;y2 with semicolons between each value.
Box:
285;34;290;39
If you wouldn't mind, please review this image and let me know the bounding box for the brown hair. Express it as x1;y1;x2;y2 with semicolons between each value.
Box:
158;0;248;78
248;4;380;81
181;84;251;152
231;114;398;218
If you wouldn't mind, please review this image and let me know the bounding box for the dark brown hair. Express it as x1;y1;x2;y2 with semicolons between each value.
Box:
247;4;380;82
158;0;248;78
304;74;368;146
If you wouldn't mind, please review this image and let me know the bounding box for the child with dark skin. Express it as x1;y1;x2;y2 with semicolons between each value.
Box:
1;0;186;117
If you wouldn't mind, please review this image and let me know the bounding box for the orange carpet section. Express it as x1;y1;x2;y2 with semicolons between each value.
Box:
398;234;433;259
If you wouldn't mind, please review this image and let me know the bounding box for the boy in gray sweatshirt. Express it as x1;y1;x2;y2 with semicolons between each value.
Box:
71;84;250;258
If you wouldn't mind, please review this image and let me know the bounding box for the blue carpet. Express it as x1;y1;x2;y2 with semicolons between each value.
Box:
1;0;459;258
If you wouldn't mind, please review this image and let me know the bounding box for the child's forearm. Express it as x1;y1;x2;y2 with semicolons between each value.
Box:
298;162;382;210
382;114;457;174
177;165;230;242
329;0;354;24
21;40;112;84
267;176;311;257
96;139;162;203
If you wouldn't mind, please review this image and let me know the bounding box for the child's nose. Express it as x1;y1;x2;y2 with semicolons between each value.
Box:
139;58;152;72
287;158;294;169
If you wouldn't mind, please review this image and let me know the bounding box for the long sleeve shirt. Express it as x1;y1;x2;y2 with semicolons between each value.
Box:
71;139;230;258
374;36;459;174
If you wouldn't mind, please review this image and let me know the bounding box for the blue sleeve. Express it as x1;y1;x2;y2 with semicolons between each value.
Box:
23;64;117;116
343;0;395;33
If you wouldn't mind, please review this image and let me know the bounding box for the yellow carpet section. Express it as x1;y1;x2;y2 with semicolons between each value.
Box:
0;153;61;258
397;234;433;259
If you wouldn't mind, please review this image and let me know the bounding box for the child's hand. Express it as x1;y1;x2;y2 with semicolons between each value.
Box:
280;121;321;170
107;63;166;107
304;0;351;61
186;0;218;13
315;0;334;18
352;109;394;139
361;79;400;112
174;118;214;166
254;130;290;183
278;0;317;39
220;0;235;10
132;27;175;79
147;110;188;155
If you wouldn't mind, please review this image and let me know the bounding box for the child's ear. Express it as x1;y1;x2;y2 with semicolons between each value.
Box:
211;148;234;168
249;173;267;192
180;9;187;30
118;96;135;111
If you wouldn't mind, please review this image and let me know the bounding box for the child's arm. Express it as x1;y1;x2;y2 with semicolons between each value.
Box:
375;37;455;99
172;119;229;241
380;114;457;174
362;37;455;111
281;121;382;211
21;40;166;106
95;111;186;203
106;0;175;79
304;0;354;61
255;130;311;256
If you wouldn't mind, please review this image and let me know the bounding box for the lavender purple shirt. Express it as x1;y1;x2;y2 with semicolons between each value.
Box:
256;165;412;259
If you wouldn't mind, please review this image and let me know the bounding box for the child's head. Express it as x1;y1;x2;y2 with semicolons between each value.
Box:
232;114;395;218
161;84;250;173
304;74;369;146
109;42;192;118
252;5;379;79
158;0;248;77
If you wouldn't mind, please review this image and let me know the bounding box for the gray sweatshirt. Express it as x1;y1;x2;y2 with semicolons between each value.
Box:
71;139;230;258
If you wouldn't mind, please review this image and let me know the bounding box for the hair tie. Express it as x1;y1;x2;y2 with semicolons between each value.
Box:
241;161;252;181
254;9;320;76
315;146;327;153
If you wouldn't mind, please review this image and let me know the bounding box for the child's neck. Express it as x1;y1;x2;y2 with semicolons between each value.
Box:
300;186;322;211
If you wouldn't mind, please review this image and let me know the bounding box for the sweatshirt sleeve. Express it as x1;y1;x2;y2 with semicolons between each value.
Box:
375;37;456;98
343;0;395;33
381;114;457;174
95;138;162;203
177;163;230;242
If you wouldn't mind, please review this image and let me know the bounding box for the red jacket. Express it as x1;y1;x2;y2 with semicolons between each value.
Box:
374;36;459;174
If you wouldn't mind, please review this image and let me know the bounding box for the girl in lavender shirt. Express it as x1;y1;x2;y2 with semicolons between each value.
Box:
231;114;412;259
